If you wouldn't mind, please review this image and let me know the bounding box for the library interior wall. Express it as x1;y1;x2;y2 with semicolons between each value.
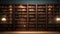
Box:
0;0;59;4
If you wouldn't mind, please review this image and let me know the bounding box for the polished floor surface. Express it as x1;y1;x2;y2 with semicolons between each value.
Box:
0;31;60;34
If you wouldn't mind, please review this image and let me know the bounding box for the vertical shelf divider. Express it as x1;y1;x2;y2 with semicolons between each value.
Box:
27;4;29;31
53;4;56;31
36;4;37;31
46;4;48;31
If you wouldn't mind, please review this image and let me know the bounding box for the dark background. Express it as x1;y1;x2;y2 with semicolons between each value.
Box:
0;0;60;4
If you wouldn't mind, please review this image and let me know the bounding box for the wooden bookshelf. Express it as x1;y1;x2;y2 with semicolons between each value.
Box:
0;4;60;31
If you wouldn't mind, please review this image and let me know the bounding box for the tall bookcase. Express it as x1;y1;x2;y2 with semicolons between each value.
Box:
0;4;60;31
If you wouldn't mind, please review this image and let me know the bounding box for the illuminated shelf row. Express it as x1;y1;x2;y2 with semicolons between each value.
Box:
0;8;59;12
16;24;47;27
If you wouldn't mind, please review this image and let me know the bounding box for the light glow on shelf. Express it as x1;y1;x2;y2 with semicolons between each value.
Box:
29;9;35;11
9;9;12;11
9;5;12;8
56;18;60;21
48;8;51;11
19;5;26;8
1;18;6;21
48;5;52;8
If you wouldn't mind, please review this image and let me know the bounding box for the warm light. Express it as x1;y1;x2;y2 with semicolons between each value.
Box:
19;5;26;8
56;18;60;21
1;18;6;21
9;5;12;8
9;8;12;11
48;5;52;11
24;25;26;27
22;9;26;11
28;6;35;8
9;5;12;11
48;8;51;11
29;9;34;11
48;5;52;8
